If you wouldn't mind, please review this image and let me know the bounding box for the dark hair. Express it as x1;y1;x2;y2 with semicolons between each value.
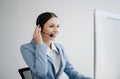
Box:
36;12;58;28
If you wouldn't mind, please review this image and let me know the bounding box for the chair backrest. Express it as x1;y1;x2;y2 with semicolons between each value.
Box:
18;67;32;79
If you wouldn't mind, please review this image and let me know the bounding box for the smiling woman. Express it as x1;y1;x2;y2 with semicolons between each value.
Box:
20;12;92;79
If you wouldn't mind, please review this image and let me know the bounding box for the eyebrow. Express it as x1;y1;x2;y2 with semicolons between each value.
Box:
49;23;60;26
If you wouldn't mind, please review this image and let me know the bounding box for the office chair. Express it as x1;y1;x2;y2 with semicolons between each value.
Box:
18;67;32;79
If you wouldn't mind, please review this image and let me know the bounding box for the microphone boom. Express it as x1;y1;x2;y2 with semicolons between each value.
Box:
41;31;54;37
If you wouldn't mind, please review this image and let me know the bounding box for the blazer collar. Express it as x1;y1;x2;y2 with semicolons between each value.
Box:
54;43;65;77
31;39;59;53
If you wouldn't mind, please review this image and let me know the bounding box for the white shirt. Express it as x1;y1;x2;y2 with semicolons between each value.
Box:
47;42;61;74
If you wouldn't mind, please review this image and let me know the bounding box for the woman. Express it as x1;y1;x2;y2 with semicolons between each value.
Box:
20;12;92;79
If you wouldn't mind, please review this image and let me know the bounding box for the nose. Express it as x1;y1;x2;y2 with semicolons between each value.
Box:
54;26;59;33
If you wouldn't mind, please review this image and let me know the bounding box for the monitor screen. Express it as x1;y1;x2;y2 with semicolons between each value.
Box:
94;10;120;79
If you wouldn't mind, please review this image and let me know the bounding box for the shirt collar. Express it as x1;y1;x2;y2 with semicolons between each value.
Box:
47;41;59;56
51;42;58;52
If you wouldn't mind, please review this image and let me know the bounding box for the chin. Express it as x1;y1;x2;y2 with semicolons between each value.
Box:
51;37;56;41
51;38;55;41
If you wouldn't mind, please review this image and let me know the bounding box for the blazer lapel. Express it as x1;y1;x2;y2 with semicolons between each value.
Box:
54;43;65;77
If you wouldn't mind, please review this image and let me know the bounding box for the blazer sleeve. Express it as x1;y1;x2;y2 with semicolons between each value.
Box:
62;46;92;79
20;43;48;77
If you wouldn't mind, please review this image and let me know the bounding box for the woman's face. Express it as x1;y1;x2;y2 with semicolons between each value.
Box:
42;17;60;40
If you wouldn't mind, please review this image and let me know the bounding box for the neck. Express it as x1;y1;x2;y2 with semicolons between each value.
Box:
44;40;52;49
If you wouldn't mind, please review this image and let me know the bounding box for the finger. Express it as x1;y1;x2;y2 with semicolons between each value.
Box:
39;27;41;32
33;25;41;36
34;26;37;33
34;30;38;36
38;27;42;35
38;29;40;36
37;25;40;28
35;26;40;33
38;25;42;30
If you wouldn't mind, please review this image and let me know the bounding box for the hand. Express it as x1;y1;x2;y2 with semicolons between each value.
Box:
33;25;43;45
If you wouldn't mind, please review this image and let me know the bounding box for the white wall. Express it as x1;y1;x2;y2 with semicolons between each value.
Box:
0;0;120;79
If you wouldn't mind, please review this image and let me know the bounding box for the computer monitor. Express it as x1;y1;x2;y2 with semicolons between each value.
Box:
94;10;120;79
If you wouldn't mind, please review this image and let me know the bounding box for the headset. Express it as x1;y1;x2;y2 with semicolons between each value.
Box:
41;31;54;37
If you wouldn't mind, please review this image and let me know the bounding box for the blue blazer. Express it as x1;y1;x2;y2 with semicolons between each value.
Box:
20;39;92;79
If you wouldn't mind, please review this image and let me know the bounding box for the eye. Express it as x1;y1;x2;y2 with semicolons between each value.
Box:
49;25;54;28
57;25;60;28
